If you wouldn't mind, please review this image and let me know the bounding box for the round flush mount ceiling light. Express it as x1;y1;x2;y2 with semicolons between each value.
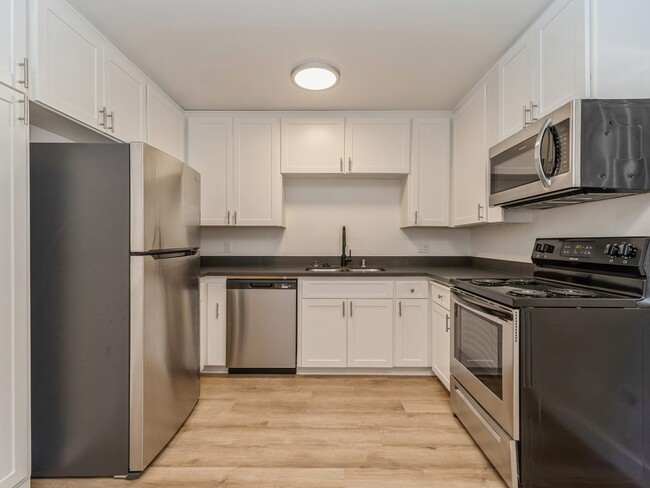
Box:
291;62;340;91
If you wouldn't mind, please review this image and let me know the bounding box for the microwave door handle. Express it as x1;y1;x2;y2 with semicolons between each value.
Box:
534;118;553;188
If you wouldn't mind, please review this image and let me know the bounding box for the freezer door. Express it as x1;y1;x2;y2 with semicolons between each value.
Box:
130;251;200;472
131;143;200;253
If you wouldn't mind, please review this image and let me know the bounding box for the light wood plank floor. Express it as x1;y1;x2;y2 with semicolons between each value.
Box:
33;376;507;487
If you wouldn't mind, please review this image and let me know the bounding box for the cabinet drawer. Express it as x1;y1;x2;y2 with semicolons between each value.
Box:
301;280;394;299
395;281;429;299
430;281;451;309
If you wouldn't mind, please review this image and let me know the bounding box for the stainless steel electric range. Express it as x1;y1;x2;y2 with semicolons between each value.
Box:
450;236;650;488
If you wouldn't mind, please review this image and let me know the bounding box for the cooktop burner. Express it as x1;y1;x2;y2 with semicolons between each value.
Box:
546;288;599;298
470;279;508;286
506;279;539;286
507;288;549;297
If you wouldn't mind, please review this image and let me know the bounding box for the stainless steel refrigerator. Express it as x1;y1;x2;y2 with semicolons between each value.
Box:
30;143;201;478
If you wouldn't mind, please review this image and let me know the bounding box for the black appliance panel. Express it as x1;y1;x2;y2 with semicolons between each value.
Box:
520;308;650;488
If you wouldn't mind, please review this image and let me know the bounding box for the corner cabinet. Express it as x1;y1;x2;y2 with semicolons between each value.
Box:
0;84;30;488
187;114;283;227
281;116;411;175
200;277;227;370
401;116;450;227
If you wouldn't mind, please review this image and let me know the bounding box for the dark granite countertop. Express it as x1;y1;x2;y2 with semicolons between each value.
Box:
200;256;533;285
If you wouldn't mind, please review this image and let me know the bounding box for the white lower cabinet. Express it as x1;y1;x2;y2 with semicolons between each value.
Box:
348;299;394;367
394;299;430;367
301;299;348;367
300;279;432;371
0;84;30;488
430;282;451;390
201;277;227;369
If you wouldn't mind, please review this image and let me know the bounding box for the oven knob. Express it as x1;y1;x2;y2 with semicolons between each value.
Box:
542;243;555;253
535;243;543;252
622;244;637;258
608;244;620;257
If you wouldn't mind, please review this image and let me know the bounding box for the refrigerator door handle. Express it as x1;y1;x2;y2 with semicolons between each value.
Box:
151;249;199;260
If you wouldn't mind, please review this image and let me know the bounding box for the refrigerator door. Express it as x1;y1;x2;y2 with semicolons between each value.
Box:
130;250;200;472
131;143;201;253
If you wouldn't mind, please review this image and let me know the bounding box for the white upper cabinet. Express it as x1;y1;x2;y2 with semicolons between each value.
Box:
401;116;450;227
281;118;345;174
103;44;147;142
452;82;487;226
498;31;534;141
233;117;283;226
591;0;650;99
147;84;185;162
187;117;233;226
345;118;411;174
532;0;588;118
34;0;104;129
0;84;30;488
0;0;28;92
186;114;283;227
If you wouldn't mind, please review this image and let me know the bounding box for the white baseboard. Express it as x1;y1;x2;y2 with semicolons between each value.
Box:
201;366;228;374
296;367;435;376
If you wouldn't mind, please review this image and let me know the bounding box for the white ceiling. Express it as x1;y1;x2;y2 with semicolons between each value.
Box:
67;0;553;111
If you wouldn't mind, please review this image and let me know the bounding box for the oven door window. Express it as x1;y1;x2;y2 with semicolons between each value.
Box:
490;133;539;194
454;306;503;399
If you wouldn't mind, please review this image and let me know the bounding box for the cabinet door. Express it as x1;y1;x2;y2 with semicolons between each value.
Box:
103;44;147;143
345;118;410;174
431;302;450;390
533;0;587;118
301;299;347;368
0;85;29;488
147;84;185;162
205;280;227;367
233;117;282;226
36;0;104;129
348;299;393;368
281;118;345;174
403;117;450;227
394;299;429;367
0;0;27;91
498;31;534;140
187;117;233;226
452;84;487;226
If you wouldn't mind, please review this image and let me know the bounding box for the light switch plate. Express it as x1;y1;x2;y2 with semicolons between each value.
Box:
224;241;232;253
417;241;430;253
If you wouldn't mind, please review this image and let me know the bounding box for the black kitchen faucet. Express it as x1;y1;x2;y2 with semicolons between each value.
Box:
341;226;352;267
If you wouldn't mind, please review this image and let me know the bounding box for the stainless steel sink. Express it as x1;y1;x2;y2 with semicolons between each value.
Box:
305;266;348;272
305;266;385;273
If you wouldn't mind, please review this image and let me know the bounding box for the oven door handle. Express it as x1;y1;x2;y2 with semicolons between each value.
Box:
452;289;514;323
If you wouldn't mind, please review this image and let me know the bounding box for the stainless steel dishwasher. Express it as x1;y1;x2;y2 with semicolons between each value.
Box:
226;279;297;373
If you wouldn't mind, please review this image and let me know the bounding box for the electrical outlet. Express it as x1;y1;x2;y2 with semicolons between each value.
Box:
224;240;232;253
417;241;430;253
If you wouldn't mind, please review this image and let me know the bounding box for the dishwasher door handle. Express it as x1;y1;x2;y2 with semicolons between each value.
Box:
249;283;274;288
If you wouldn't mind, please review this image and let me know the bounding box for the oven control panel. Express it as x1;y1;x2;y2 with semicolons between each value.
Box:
532;237;648;268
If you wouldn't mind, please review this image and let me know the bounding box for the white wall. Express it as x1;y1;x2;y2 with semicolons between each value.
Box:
471;193;650;262
201;177;471;256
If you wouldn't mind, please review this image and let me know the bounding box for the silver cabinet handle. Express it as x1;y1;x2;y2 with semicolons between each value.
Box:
216;302;220;319
18;94;28;125
18;58;29;88
340;157;343;173
349;301;353;317
233;211;237;225
530;101;538;123
437;294;443;299
398;300;402;317
523;105;531;127
226;211;231;225
99;107;107;127
414;211;418;225
342;301;345;317
348;157;352;172
445;314;450;332
107;111;115;132
477;203;484;221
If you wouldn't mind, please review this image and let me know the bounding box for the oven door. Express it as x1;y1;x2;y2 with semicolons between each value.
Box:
451;289;519;439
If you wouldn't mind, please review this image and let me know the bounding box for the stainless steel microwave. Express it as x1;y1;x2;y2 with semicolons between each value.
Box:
489;99;650;209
